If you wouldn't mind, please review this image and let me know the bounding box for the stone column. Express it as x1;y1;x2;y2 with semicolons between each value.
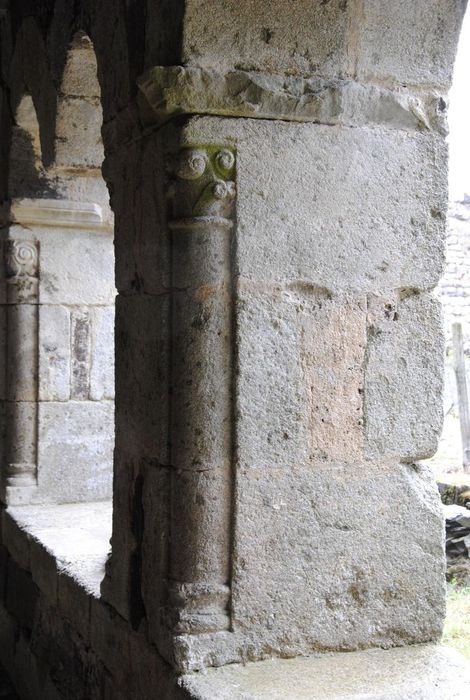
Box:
166;147;236;636
3;237;39;500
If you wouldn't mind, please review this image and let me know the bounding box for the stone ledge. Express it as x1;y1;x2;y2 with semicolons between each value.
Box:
138;66;446;134
5;500;112;597
179;644;470;700
0;199;113;231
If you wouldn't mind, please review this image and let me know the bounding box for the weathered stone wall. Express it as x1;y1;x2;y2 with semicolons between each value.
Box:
0;0;467;698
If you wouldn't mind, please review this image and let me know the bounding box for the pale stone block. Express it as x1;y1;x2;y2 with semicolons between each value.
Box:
230;461;444;657
182;0;351;77
356;0;466;88
181;118;447;293
236;288;367;470
8;500;112;596
90;306;115;401
6;304;38;401
38;227;115;305
38;305;71;401
364;293;444;462
36;401;113;503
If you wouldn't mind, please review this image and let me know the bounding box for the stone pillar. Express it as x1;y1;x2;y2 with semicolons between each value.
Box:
3;238;39;499
166;146;235;636
107;0;466;678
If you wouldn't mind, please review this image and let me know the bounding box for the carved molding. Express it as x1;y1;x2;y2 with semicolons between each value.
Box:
164;145;236;643
0;198;112;231
137;65;445;134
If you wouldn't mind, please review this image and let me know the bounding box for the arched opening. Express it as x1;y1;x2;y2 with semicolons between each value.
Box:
427;10;470;482
1;30;114;590
423;6;470;656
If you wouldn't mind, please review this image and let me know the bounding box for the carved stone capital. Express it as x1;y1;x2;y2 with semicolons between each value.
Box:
169;146;236;228
4;239;39;303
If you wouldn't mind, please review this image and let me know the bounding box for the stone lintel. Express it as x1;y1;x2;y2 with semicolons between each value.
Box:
179;644;470;700
137;66;446;134
0;198;112;231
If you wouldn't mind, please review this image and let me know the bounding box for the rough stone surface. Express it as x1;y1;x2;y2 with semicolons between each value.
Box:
0;0;466;695
37;225;114;306
89;306;115;401
139;66;447;134
229;462;445;662
183;117;447;294
38;305;71;402
365;293;445;462
36;401;114;503
180;645;470;700
181;0;352;76
356;0;466;88
7;501;112;597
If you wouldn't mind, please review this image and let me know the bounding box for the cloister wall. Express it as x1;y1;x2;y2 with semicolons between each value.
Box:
0;1;468;698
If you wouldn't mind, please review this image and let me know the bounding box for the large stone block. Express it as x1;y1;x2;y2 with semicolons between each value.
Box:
356;0;466;88
182;0;351;77
364;293;444;462
38;305;71;401
38;227;115;306
236;287;367;470
36;401;113;503
231;461;445;657
182;117;447;293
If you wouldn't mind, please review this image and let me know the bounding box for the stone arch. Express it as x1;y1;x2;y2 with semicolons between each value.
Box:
8;17;58;168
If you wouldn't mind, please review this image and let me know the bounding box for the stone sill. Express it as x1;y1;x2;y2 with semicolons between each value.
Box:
181;644;470;700
2;500;111;598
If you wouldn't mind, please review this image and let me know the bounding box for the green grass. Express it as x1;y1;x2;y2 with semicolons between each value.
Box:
443;582;470;659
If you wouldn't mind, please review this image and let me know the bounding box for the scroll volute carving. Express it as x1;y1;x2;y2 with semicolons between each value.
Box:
170;147;236;222
4;239;39;303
